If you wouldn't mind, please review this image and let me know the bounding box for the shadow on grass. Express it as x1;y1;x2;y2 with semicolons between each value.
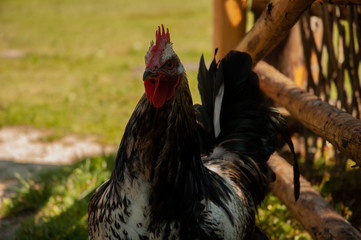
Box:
0;161;60;217
1;154;116;240
323;168;361;229
15;191;92;240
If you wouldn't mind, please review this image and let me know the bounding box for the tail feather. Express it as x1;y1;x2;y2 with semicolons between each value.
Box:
197;51;277;162
268;109;300;200
197;51;222;121
195;50;300;202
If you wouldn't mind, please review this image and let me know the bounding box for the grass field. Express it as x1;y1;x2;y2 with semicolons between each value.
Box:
0;0;213;144
0;0;315;239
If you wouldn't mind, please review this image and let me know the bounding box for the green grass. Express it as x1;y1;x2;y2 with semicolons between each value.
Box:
1;155;115;240
0;0;211;144
258;195;311;240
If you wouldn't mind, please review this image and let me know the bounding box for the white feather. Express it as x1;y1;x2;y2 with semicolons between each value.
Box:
145;41;154;65
213;83;224;138
161;43;175;63
205;162;249;239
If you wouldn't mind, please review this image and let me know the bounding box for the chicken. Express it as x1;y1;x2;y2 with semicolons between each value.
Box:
88;25;297;240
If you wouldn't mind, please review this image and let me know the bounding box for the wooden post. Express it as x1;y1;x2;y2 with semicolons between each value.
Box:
213;0;247;61
269;154;361;240
277;22;308;88
254;61;361;165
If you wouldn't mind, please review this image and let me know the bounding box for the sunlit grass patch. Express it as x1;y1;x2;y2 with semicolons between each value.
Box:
257;194;311;240
1;155;115;239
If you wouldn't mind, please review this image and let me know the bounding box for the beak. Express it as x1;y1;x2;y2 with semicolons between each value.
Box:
143;68;158;81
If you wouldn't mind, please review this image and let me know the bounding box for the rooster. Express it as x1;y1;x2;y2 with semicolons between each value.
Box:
88;25;298;240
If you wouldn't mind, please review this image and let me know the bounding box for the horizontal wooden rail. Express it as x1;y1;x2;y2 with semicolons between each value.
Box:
255;61;361;165
252;0;361;11
269;154;361;240
235;0;315;65
236;0;361;66
252;0;361;21
317;0;361;4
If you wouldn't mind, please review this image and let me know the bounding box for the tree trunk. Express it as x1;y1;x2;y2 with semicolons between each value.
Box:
255;61;361;166
213;0;247;61
269;154;361;240
273;22;308;88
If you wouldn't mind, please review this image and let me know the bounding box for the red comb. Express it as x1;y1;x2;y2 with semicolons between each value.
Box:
155;25;170;44
146;25;171;69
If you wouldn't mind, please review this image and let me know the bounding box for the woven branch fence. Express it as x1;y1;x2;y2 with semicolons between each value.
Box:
214;0;361;239
300;4;361;172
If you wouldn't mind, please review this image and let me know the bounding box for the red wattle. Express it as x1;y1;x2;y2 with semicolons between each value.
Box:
153;79;169;108
144;79;155;105
144;76;180;108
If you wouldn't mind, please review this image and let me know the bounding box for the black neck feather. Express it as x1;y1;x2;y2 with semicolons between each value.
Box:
111;76;231;232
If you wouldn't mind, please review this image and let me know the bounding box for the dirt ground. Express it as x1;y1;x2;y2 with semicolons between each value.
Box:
0;125;115;239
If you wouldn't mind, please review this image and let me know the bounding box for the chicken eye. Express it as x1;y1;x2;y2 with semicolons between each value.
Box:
165;60;176;70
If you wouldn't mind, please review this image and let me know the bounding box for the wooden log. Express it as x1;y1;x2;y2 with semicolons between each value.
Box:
252;0;360;21
252;0;361;12
317;0;361;4
254;61;361;165
269;154;361;240
235;0;316;65
213;0;247;61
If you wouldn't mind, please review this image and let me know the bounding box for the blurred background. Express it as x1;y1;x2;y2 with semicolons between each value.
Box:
0;0;215;143
1;0;360;239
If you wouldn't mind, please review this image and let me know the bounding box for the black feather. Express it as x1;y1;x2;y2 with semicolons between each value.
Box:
195;50;299;205
267;109;300;201
253;226;269;240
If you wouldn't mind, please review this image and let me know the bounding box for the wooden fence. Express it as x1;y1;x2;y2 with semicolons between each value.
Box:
213;0;361;239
